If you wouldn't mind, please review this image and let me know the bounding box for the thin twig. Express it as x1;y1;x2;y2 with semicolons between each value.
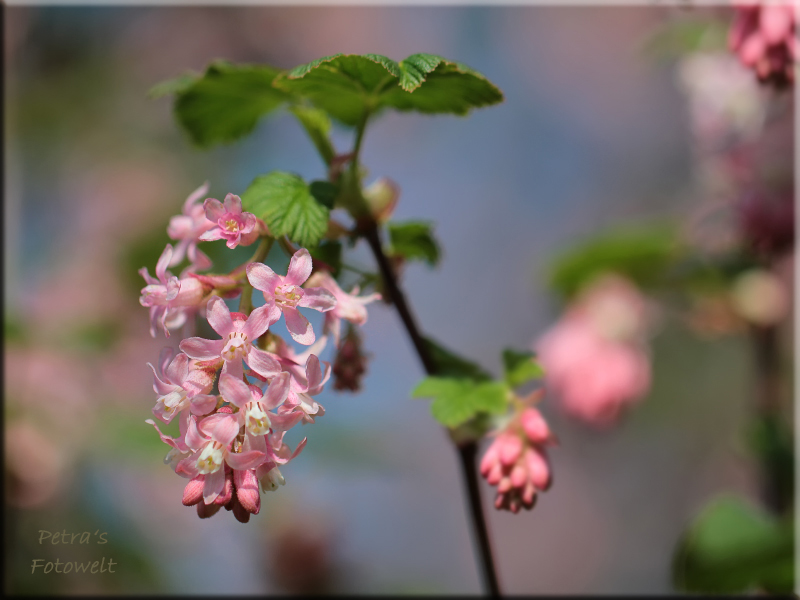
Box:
362;220;501;597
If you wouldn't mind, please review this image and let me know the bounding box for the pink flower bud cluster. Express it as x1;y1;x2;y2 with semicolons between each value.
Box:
139;184;381;522
535;275;655;428
729;3;796;87
480;407;556;513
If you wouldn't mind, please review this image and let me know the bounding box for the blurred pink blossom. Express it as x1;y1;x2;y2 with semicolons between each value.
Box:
535;275;654;428
167;182;215;270
729;3;796;87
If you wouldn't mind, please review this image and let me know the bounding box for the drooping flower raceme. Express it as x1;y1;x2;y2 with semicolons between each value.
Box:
247;249;337;345
480;405;556;513
535;274;654;428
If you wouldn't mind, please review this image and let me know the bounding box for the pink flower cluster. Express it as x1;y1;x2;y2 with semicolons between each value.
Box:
480;406;556;513
535;275;654;428
730;3;796;87
139;184;381;521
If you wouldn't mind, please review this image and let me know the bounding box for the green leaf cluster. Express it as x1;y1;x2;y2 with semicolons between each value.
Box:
412;341;544;428
673;496;794;593
275;53;503;126
387;221;441;267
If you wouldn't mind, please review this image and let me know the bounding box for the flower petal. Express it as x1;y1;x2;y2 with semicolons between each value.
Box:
165;352;190;385
284;248;313;286
185;416;208;451
206;296;234;337
246;347;282;379
246;262;281;295
180;337;224;361
223;193;242;214
198;229;226;242
155;244;174;283
262;372;291;410
226;450;265;471
202;413;240;446
204;197;225;222
218;373;253;409
298;287;337;312
283;307;314;345
184;181;210;213
242;304;272;340
190;394;218;416
202;467;226;504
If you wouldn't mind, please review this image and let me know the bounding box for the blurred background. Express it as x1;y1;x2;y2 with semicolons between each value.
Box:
4;5;793;595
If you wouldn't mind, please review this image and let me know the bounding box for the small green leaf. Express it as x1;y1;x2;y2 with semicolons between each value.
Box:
148;71;199;99
387;220;441;267
412;377;508;428
275;53;503;127
170;61;290;148
673;495;794;593
309;180;339;210
422;336;492;382
289;105;336;166
241;172;329;247
548;223;680;298
309;240;343;278
643;17;728;60
502;349;545;388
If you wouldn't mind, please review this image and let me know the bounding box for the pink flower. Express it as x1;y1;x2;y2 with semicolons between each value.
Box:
167;182;215;270
247;249;337;345
306;271;381;346
179;296;282;380
177;414;266;504
218;372;303;436
480;407;555;513
140;244;209;337
148;348;217;424
199;193;259;249
535;275;653;428
279;354;330;424
730;3;796;87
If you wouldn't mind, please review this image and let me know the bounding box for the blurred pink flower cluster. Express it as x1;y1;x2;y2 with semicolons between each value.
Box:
140;185;380;522
730;3;796;87
535;275;655;428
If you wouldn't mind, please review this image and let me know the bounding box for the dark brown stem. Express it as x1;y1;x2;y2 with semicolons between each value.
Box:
362;220;501;597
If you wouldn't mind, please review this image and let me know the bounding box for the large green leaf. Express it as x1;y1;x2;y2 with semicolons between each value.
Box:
275;53;503;126
161;61;290;148
412;377;508;428
548;223;680;298
387;220;441;267
672;496;794;593
240;172;330;247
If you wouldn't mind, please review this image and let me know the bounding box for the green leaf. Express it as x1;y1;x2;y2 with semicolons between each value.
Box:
387;220;441;267
422;336;492;382
170;61;290;148
309;240;343;278
289;105;336;166
548;223;680;299
241;172;330;247
502;349;545;388
275;53;503;127
308;180;339;210
412;377;509;428
673;495;794;593
148;71;199;99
